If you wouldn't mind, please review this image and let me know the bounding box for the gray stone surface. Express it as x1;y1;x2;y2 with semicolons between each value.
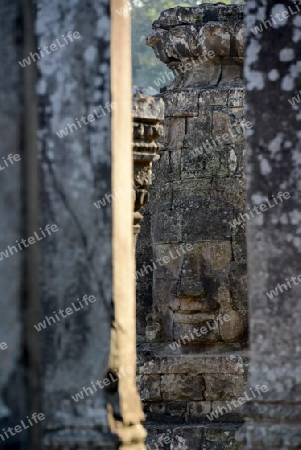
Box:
145;424;242;450
237;1;301;449
35;1;114;448
136;4;248;449
140;3;248;347
0;1;26;447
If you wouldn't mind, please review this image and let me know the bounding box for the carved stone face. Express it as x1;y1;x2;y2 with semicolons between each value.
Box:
153;240;247;344
144;3;247;346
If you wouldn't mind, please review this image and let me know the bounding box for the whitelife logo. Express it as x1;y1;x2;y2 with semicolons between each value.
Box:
251;2;301;35
18;31;81;68
168;313;231;350
229;192;291;230
135;244;193;280
34;295;97;332
206;385;268;421
153;50;215;89
0;224;58;261
71;366;134;402
0;412;45;443
0;153;21;171
56;102;117;139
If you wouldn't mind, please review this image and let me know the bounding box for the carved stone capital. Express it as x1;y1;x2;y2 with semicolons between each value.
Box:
147;4;244;89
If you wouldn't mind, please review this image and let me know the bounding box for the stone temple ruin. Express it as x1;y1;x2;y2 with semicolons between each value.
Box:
1;1;301;449
136;4;248;448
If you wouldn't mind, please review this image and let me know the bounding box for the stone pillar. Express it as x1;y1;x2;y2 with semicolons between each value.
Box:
137;4;248;449
237;2;301;449
35;1;117;448
0;2;25;447
132;94;164;245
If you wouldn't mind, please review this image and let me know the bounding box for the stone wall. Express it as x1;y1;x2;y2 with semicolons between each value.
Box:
0;1;143;449
136;4;248;449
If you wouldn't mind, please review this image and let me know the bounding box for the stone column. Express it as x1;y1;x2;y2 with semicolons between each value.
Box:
35;1;117;448
137;5;248;449
237;2;301;449
132;94;164;245
0;1;24;445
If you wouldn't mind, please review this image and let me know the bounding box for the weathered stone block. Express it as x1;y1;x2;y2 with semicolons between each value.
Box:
161;374;205;401
187;401;212;422
199;88;229;107
165;117;186;151
199;22;231;56
132;94;164;122
233;22;244;57
228;88;244;108
231;225;247;262
170;59;222;89
165;402;187;420
148;183;172;215
220;58;243;86
162;90;199;117
185;110;212;142
204;426;242;446
145;427;173;449
212;107;244;143
181;207;233;241
172;179;211;207
152;210;182;243
208;178;246;209
153;149;181;184
136;375;161;401
146;424;242;450
204;374;247;401
181;143;245;179
229;263;248;311
138;354;248;376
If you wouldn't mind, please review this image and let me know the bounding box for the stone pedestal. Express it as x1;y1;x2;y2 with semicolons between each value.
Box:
236;2;301;449
136;4;248;448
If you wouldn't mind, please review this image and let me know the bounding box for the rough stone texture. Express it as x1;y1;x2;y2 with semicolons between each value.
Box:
132;94;164;243
0;1;26;447
108;93;164;450
35;1;117;448
147;4;244;90
136;4;248;449
137;351;248;426
145;424;242;450
236;1;301;449
133;93;164;341
145;4;247;348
